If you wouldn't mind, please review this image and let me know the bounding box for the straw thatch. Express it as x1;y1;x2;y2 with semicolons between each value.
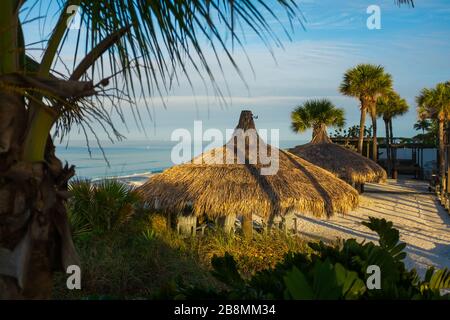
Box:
289;127;387;185
138;111;359;221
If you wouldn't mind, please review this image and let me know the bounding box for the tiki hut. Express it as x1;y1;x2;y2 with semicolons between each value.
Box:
289;124;387;192
138;111;359;236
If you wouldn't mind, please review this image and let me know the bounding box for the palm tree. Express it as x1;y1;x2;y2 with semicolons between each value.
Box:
339;64;393;161
376;91;409;176
0;0;300;299
417;82;450;177
291;99;345;143
0;0;417;299
414;119;431;134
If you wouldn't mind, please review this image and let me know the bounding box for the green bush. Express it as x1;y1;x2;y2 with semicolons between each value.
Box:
172;217;450;300
54;211;306;299
67;179;141;236
52;228;216;299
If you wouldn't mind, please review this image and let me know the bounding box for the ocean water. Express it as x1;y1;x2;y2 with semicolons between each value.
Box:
57;141;175;180
56;140;438;181
56;140;302;180
379;148;437;165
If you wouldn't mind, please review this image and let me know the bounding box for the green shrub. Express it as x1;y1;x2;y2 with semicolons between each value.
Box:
52;229;216;299
54;210;306;299
172;217;450;300
67;179;141;236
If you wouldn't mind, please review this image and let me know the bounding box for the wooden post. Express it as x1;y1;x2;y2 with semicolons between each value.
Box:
446;172;450;209
446;137;450;211
419;147;424;180
282;214;294;234
442;174;447;202
176;215;197;237
392;147;397;179
366;140;370;159
217;214;236;233
355;183;364;194
280;216;287;235
242;213;253;238
293;217;298;234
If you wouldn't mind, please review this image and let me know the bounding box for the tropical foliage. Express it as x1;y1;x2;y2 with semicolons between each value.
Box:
414;119;431;134
67;179;141;236
412;119;437;145
340;64;393;160
417;82;450;175
0;0;300;298
331;125;372;139
331;125;373;152
377;91;409;176
0;0;417;299
54;212;307;299
169;217;449;300
291;99;345;143
377;91;409;121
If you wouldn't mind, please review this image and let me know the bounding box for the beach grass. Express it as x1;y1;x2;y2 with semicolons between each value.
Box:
53;185;307;299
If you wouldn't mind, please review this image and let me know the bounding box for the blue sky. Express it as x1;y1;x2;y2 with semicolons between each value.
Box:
22;0;450;143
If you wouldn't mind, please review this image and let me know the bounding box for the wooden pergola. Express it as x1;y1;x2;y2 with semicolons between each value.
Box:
332;137;437;179
331;137;373;159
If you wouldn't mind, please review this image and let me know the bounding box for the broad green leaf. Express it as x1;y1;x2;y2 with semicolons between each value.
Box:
335;263;366;299
284;267;314;300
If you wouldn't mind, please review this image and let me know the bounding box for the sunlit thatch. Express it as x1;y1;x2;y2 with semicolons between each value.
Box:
289;128;387;185
138;111;359;221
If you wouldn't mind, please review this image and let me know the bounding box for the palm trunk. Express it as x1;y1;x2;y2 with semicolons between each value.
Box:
312;124;332;144
0;1;18;75
389;120;397;177
0;1;79;298
0;0;132;298
438;118;445;178
389;119;394;145
0;124;78;299
384;119;391;177
371;112;378;162
358;104;367;154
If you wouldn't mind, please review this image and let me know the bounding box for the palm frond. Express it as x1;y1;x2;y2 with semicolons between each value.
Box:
291;99;345;133
340;63;393;128
395;0;414;7
33;0;302;139
416;84;450;120
376;90;409;121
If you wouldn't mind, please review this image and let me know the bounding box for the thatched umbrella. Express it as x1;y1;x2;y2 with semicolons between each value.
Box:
138;111;359;236
289;125;387;191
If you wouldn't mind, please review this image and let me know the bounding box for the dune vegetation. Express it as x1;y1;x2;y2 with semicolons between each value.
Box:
52;180;449;300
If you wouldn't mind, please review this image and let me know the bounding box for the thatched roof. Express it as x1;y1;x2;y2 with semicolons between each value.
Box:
138;111;359;220
289;126;387;184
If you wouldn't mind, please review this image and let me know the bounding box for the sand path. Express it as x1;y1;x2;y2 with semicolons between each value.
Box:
295;178;450;275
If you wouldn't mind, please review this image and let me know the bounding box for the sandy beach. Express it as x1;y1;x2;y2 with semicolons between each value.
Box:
294;178;450;275
98;172;155;187
129;172;450;274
